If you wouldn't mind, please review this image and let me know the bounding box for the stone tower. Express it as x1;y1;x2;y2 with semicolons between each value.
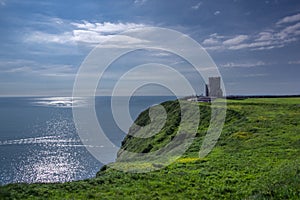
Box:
207;77;223;97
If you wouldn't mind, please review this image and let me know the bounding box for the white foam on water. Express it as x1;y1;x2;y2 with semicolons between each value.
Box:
0;135;83;146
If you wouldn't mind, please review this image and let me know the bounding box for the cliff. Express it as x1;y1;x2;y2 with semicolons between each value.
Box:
1;98;300;199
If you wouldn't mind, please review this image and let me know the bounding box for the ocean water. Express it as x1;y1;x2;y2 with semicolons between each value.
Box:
0;96;175;185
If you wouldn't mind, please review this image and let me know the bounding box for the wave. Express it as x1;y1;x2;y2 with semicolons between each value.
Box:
0;135;106;148
0;135;78;145
32;97;88;108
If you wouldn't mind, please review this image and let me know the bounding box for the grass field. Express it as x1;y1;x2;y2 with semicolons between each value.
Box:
0;98;299;199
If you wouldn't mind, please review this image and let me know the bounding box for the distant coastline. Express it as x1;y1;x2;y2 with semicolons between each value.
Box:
183;94;300;100
225;94;300;99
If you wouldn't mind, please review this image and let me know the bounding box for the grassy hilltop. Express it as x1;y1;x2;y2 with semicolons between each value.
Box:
0;98;300;199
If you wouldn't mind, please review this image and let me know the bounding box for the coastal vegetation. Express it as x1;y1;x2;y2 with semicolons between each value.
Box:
0;98;299;199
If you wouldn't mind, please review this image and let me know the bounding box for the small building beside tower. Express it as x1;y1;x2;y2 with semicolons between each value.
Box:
187;76;223;102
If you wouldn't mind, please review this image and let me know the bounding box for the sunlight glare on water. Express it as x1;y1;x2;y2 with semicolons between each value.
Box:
0;97;101;184
8;113;89;183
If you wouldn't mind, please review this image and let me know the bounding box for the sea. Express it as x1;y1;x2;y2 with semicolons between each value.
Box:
0;96;175;185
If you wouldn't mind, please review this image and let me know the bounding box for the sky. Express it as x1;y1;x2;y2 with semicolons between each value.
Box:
0;0;300;96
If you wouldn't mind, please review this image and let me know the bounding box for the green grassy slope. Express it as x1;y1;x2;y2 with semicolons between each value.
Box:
1;98;299;199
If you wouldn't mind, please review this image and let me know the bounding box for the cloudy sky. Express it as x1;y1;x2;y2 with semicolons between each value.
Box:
0;0;300;96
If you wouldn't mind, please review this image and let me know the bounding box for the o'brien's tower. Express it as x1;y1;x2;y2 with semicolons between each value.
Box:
206;77;223;98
